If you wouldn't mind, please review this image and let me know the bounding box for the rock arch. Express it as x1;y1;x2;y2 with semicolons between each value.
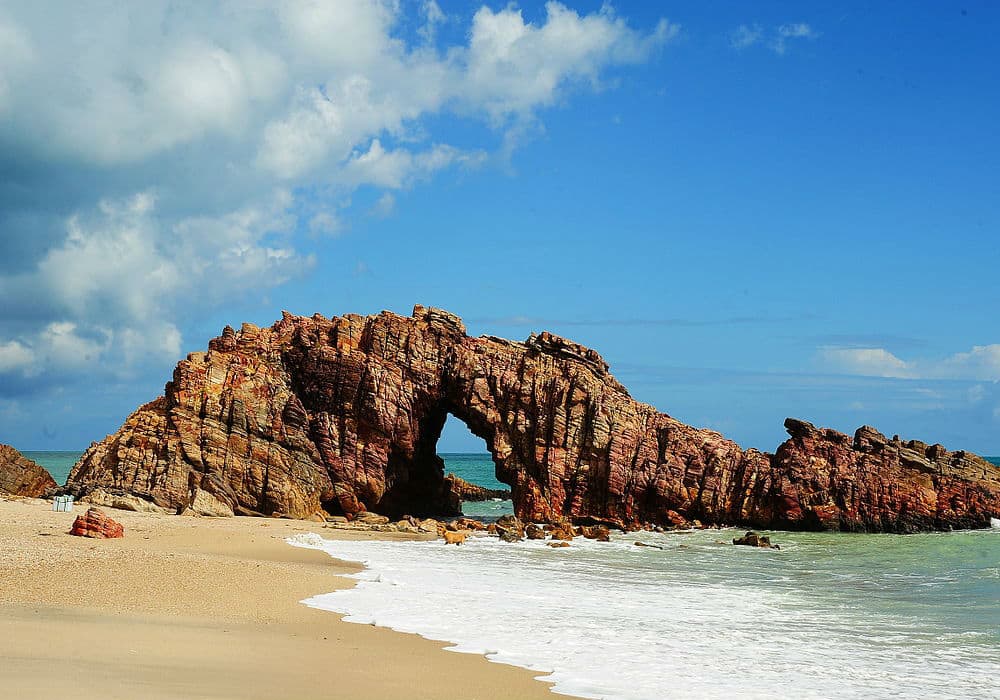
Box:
67;306;1000;531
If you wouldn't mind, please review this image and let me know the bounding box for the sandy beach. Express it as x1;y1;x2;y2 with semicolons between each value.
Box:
0;497;566;700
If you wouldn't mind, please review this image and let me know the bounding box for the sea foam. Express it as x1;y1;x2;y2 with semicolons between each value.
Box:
290;530;1000;700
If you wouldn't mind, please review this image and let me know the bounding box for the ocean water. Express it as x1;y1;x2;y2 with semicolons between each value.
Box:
22;451;81;484
441;452;514;518
289;454;1000;700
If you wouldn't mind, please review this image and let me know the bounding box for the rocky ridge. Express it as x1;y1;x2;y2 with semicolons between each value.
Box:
0;444;56;498
444;473;511;502
66;306;1000;532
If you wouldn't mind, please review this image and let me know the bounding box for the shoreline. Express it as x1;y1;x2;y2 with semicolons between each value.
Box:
0;497;573;700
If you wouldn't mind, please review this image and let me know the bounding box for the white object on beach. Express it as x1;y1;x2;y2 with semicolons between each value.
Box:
991;517;1000;529
51;495;74;512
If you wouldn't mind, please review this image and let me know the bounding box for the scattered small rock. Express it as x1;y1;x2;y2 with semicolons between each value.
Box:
547;541;571;548
580;524;610;542
418;518;439;534
495;514;525;542
546;518;576;541
525;523;546;540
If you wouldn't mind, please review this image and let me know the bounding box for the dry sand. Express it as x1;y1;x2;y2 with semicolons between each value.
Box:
0;497;568;700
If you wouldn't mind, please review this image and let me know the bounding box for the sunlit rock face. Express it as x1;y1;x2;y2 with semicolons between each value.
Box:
0;444;56;497
67;306;1000;531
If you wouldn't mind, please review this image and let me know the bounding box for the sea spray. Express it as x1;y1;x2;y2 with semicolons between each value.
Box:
290;528;1000;700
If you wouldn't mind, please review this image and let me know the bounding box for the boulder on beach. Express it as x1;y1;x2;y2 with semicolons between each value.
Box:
70;507;124;539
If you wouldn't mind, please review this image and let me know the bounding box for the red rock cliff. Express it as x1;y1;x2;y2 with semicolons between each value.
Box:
67;307;1000;531
0;444;57;497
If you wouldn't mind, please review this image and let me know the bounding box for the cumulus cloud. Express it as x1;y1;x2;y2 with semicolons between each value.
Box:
0;189;309;381
0;1;672;394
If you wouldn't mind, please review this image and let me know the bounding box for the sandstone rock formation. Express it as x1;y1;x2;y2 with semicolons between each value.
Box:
0;444;56;497
67;306;1000;532
444;473;511;502
70;507;124;539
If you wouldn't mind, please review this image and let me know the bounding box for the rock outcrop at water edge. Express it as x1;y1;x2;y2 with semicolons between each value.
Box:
0;444;57;497
65;306;1000;532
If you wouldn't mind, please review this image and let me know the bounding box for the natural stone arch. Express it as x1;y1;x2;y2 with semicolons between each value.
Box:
67;305;1000;532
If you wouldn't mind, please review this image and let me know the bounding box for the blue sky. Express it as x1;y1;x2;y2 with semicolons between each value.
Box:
1;1;998;455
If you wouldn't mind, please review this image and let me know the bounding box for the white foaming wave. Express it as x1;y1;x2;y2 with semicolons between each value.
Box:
289;533;1000;700
287;532;327;548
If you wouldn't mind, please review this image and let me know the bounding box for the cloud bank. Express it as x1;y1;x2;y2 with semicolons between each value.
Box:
0;1;675;392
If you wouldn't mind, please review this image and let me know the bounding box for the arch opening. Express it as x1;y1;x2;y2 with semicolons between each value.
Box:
373;407;514;519
437;413;514;519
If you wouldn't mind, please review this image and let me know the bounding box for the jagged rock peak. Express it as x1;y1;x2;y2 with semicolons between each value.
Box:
65;308;1000;532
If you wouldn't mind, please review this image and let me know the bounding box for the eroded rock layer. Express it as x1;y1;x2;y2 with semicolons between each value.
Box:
0;444;56;497
67;307;1000;531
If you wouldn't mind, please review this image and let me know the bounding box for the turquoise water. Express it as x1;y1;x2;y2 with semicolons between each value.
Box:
440;452;514;518
23;451;80;484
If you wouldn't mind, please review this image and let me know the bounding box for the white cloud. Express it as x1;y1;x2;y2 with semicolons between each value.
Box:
370;192;397;219
0;2;671;393
0;340;32;372
818;347;912;378
308;210;344;237
341;139;487;189
461;4;677;121
778;23;818;39
938;344;1000;381
730;21;818;55
1;189;310;377
0;322;111;378
419;0;447;44
818;343;1000;382
772;23;819;55
730;24;763;50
